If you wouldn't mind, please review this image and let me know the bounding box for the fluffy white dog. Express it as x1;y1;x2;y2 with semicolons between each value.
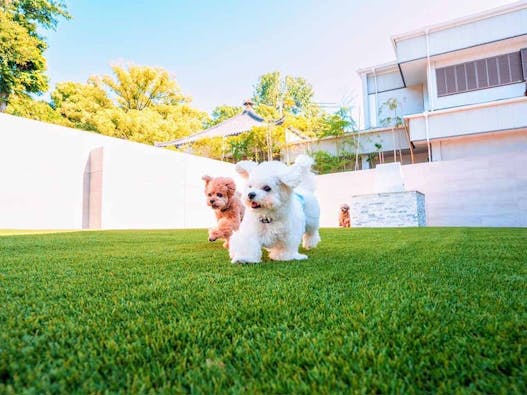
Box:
229;155;321;264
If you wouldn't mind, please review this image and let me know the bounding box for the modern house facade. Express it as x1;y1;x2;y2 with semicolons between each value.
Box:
287;1;527;168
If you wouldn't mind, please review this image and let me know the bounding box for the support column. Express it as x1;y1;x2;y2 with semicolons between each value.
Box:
430;141;442;162
82;147;103;229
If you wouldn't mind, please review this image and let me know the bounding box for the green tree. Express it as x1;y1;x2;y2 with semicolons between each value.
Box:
207;105;242;127
251;72;318;160
252;72;315;115
50;65;208;145
52;81;114;130
378;97;403;163
309;105;363;173
0;0;70;110
190;137;225;160
311;150;356;174
6;94;70;126
378;97;403;128
96;64;188;111
3;0;70;31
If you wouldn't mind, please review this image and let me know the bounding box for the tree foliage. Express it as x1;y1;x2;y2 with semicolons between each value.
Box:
378;97;403;127
226;126;285;162
0;12;47;108
2;0;70;32
52;81;114;130
311;150;357;174
207;105;242;128
48;65;209;145
316;106;357;139
189;137;224;160
252;71;315;116
97;64;188;111
0;0;70;109
5;94;71;125
204;73;355;163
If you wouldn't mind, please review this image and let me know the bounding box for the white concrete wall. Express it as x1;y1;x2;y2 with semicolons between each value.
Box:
395;5;527;63
366;70;404;94
2;113;525;229
395;35;428;64
433;129;527;161
0;113;235;229
370;85;425;127
316;169;376;227
428;7;527;58
408;98;527;142
316;151;527;227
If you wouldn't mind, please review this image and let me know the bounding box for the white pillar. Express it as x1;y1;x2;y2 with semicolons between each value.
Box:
431;141;442;162
361;74;370;129
361;155;370;169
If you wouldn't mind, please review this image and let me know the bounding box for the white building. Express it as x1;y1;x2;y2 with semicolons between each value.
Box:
287;1;527;168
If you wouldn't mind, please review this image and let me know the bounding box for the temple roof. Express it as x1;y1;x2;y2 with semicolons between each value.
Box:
155;108;284;148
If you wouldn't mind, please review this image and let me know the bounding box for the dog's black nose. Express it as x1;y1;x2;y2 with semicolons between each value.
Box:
209;199;215;204
248;192;256;200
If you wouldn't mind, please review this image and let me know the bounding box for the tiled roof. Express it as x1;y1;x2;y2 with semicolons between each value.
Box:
155;110;283;148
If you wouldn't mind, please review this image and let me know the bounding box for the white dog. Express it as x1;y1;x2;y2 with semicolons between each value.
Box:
229;155;321;264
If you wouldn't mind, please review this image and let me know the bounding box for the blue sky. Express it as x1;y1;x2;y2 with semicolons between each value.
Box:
44;0;514;114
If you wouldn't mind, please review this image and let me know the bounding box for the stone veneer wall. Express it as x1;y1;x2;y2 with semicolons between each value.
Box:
351;191;426;227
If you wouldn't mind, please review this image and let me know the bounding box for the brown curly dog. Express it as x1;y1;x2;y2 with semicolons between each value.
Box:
202;175;245;248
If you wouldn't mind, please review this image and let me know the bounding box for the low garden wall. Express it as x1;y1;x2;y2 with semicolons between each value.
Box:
1;113;525;229
316;152;526;227
0;113;235;229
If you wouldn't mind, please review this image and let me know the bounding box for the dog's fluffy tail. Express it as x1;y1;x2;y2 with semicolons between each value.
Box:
293;154;316;193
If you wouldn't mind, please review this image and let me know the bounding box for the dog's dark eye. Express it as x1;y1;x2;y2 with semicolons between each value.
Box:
208;193;212;197
216;193;223;198
262;185;271;192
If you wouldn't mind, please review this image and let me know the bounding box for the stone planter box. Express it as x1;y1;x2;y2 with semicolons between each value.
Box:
351;191;426;227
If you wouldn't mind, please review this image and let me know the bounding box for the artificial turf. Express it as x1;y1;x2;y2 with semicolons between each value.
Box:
1;228;526;394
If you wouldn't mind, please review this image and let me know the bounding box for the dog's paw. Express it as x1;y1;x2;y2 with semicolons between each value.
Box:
269;251;308;261
302;232;321;250
208;228;221;242
295;253;308;260
231;256;260;264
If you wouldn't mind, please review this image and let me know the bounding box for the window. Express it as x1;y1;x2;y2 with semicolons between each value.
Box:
436;50;526;97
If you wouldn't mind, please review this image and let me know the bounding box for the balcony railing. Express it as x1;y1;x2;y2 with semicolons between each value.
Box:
405;96;527;142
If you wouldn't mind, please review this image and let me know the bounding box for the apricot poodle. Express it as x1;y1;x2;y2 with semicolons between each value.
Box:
202;175;244;248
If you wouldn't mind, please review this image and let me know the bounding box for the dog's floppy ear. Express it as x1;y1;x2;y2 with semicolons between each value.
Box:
202;175;212;185
278;166;302;190
235;161;257;180
224;178;236;197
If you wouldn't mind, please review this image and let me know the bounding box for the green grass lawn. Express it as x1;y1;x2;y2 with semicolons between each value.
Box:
0;230;74;236
1;228;526;394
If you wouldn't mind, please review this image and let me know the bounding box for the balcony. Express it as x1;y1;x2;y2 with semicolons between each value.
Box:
405;96;527;142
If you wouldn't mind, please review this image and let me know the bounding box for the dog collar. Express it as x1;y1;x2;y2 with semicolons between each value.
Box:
259;216;273;224
219;201;232;212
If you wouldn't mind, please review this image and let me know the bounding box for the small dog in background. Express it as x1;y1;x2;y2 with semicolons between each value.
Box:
202;175;244;248
229;155;321;264
339;204;351;228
